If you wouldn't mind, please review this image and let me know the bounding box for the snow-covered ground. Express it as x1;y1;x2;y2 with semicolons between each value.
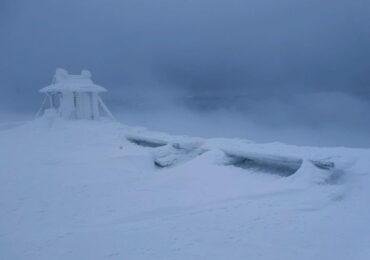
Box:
1;118;369;260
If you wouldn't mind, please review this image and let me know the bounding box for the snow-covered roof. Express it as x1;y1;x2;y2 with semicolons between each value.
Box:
40;68;107;93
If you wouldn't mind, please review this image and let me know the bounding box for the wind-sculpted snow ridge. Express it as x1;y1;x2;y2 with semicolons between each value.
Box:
1;118;370;260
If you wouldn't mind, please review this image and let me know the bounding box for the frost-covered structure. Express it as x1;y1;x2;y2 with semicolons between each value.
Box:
38;68;114;120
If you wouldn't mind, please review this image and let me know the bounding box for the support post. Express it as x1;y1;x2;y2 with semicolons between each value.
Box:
97;96;115;120
35;95;48;118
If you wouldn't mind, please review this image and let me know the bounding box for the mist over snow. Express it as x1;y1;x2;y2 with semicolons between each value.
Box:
113;91;370;147
0;0;370;147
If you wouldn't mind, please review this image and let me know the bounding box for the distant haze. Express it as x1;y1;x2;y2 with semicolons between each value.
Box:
0;0;370;147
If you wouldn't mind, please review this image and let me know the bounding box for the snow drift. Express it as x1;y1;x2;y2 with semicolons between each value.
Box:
0;117;369;260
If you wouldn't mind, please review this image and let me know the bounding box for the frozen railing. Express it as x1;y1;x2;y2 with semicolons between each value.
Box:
125;134;335;176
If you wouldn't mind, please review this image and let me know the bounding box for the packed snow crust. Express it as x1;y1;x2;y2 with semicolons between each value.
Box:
1;118;370;260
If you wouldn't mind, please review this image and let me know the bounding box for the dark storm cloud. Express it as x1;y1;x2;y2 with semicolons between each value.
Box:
0;0;369;146
1;0;369;99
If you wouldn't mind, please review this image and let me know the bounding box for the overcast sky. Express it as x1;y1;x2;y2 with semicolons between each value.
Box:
0;0;369;146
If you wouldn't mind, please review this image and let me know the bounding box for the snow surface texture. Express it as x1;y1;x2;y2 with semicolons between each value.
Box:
0;118;370;260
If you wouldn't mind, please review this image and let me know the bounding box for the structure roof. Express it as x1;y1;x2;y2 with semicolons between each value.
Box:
40;68;107;93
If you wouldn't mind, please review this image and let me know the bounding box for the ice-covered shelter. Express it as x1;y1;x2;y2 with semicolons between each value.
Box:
38;68;114;120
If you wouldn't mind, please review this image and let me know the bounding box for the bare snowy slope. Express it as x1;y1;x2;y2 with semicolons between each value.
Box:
1;119;370;260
